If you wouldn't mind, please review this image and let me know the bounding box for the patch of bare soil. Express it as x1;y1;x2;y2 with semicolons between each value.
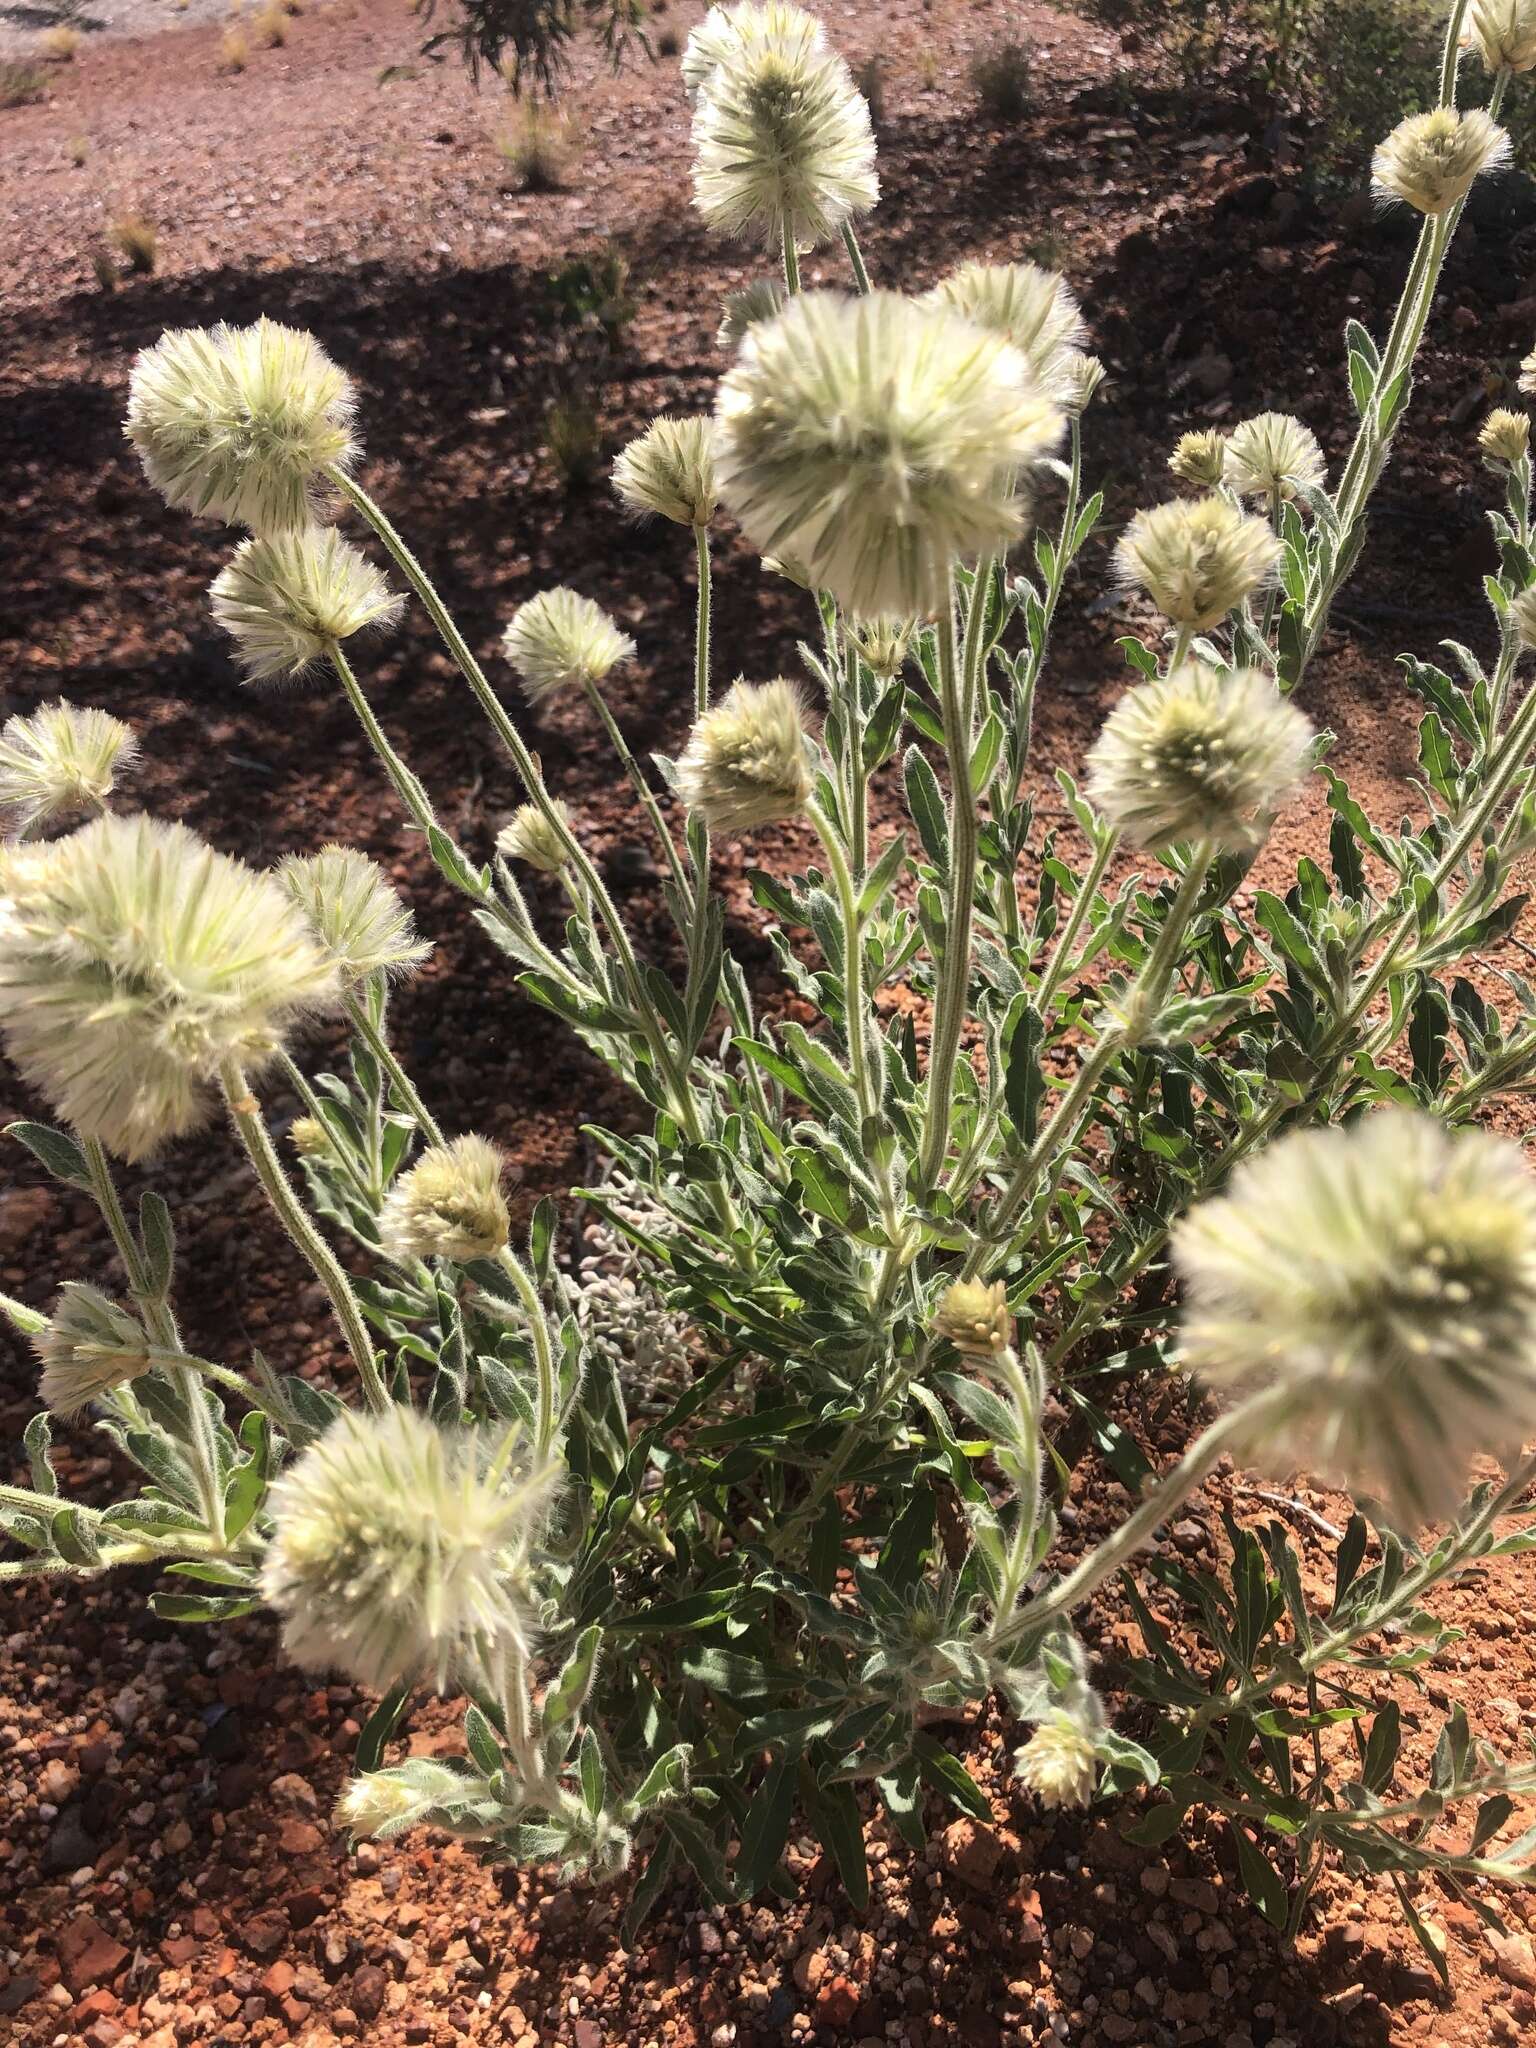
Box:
2;2;1536;2044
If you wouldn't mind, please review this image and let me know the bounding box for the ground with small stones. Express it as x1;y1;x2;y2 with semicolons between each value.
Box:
3;1;1536;2044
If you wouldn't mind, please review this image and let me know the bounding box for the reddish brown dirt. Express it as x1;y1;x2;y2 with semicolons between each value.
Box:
3;3;1536;2045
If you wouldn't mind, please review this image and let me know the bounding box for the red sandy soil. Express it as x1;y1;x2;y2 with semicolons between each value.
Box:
2;3;1536;2045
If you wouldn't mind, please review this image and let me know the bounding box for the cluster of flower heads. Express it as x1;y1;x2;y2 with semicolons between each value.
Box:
126;318;405;687
685;0;877;252
1175;1111;1536;1528
260;1405;555;1692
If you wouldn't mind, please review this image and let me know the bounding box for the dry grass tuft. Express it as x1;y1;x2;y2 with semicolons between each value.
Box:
0;62;48;107
109;212;158;274
39;24;81;61
494;101;583;193
252;1;288;46
220;23;250;71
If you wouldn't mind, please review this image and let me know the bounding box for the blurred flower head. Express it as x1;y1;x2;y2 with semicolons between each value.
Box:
1479;407;1530;466
849;615;917;679
126;317;357;533
277;845;429;988
718;276;788;349
1466;0;1536;73
922;260;1089;404
210;527;403;684
715;289;1062;618
1174;1110;1536;1528
681;0;826;100
0;814;337;1160
0;702;138;841
502;588;635;705
1113;495;1282;629
1060;351;1106;417
676;676;814;833
1085;663;1313;854
261;1406;556;1692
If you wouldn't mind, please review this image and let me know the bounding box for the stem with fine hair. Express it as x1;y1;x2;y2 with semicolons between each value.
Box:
80;1135;226;1542
219;1060;388;1413
781;224;801;294
694;523;712;718
919;578;977;1187
343;993;447;1148
841;220;872;295
992;1387;1290;1648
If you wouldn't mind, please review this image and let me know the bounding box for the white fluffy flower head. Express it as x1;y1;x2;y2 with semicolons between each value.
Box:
690;16;877;251
923;260;1089;404
260;1406;555;1692
1014;1714;1100;1811
0;814;337;1160
677;677;813;833
1086;664;1313;854
1480;408;1530;466
210;527;402;684
125;318;358;533
0;702;138;840
716;289;1062;618
1175;1111;1536;1528
613;416;718;527
1114;495;1282;629
1372;107;1510;215
497;800;573;874
336;1761;473;1841
682;0;826;99
502;588;635;705
278;845;429;988
1223;412;1326;501
380;1135;511;1264
1466;0;1536;72
33;1283;155;1417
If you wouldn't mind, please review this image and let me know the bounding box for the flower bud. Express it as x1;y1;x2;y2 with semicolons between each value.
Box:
126;317;358;533
932;1279;1012;1358
1372;107;1510;216
1167;430;1227;489
1014;1713;1100;1811
1113;496;1282;629
849;616;916;679
1060;352;1106;417
497;800;574;875
1479;407;1530;466
33;1283;154;1417
676;677;813;833
336;1761;474;1841
0;702;138;840
379;1135;511;1264
502;589;635;706
612;416;718;527
210;527;403;684
289;1115;334;1158
1223;412;1326;501
1085;663;1313;854
1175;1109;1536;1528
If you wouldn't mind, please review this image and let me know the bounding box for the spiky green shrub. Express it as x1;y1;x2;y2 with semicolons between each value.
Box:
7;0;1536;1948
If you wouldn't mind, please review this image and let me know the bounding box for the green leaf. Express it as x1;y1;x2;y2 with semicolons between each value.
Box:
903;746;949;871
138;1193;176;1298
149;1591;259;1622
1004;1001;1045;1145
7;1120;90;1190
737;1759;796;1897
24;1412;58;1498
913;1734;990;1819
1229;1822;1289;1928
809;1778;869;1908
578;1727;607;1816
356;1683;413;1774
544;1624;603;1733
464;1703;503;1777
